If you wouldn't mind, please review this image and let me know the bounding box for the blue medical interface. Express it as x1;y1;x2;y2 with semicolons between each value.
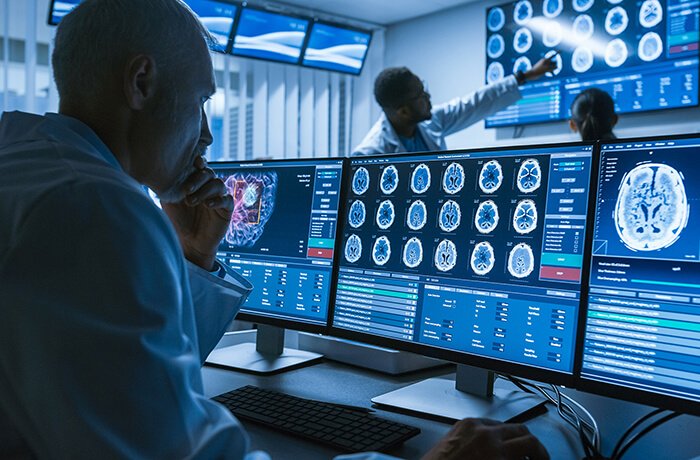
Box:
485;0;700;127
301;22;372;75
334;144;594;375
581;137;700;405
212;159;343;325
231;8;309;64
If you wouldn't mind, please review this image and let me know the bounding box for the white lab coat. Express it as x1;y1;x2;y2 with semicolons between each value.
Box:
352;75;521;156
0;111;254;459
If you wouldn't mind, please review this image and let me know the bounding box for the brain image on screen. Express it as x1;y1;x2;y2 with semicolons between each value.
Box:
573;15;594;42
470;241;496;275
639;32;663;62
480;160;504;193
380;165;399;194
488;34;506;59
605;6;629;36
345;234;362;263
572;46;594;73
348;200;366;228
614;163;689;251
372;236;392;265
443;162;465;194
434;239;458;272
639;0;663;28
513;28;533;54
403;237;424;268
352;167;370;195
475;200;500;234
605;39;628;68
508;243;535;278
513;56;533;75
376;200;396;230
487;62;506;84
543;21;563;47
513;199;538;234
517;158;542;193
545;49;563;76
573;0;594;13
439;200;462;232
543;0;563;18
514;0;533;25
488;7;506;31
407;200;428;230
411;163;432;194
224;171;278;247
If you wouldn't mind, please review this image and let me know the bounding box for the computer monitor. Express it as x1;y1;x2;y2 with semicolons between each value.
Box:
204;157;345;374
230;6;310;64
330;143;597;420
47;0;81;25
484;0;700;127
186;0;239;53
577;134;700;416
301;21;372;75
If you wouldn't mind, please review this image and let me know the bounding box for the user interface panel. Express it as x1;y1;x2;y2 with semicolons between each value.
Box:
212;159;343;326
484;0;700;127
186;0;239;53
231;7;310;64
301;22;372;75
333;144;594;376
581;136;700;411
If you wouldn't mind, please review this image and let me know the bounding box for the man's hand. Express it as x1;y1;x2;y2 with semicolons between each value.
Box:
524;54;559;81
161;156;232;270
421;418;549;460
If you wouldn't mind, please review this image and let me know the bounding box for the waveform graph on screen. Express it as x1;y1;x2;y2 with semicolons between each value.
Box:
224;172;278;247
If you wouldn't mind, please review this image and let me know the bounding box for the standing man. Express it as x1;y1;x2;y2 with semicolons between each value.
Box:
352;57;556;156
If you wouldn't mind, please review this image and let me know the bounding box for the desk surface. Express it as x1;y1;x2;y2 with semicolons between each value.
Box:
202;359;700;460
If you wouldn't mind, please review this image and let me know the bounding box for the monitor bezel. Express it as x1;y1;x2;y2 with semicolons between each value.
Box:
211;156;347;334
229;4;311;66
328;141;598;387
299;19;373;76
574;132;700;416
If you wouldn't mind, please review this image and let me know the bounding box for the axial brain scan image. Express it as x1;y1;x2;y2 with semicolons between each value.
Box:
513;199;538;234
573;14;594;42
434;239;458;272
352;167;370;195
639;32;663;62
480;160;504;193
443;162;466;194
403;237;424;268
439;200;462;232
517;158;542;193
514;0;533;25
513;27;533;53
380;165;399;194
407;200;428;230
411;163;432;194
345;234;362;263
573;0;594;13
605;6;629;36
639;0;663;28
348;200;366;228
225;171;278;247
614;163;689;251
470;241;496;275
487;62;506;84
542;20;563;47
543;0;563;18
475;200;500;234
513;56;533;75
488;7;506;31
376;200;396;230
372;236;392;265
572;46;594;73
508;242;535;278
605;38;628;68
487;34;506;59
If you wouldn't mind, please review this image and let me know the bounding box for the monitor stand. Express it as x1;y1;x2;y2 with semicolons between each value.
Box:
205;324;323;375
371;364;547;423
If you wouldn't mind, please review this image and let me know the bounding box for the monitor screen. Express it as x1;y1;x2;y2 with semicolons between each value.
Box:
331;143;595;382
484;0;700;127
579;135;700;415
186;0;239;53
231;7;310;64
301;22;372;75
211;158;344;328
48;0;81;25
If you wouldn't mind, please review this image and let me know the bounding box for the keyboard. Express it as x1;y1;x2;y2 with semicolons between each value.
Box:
213;385;420;453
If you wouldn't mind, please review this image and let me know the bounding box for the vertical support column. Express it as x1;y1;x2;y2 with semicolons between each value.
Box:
222;55;231;160
299;67;314;157
252;60;268;159
284;65;300;158
329;72;340;158
313;71;330;158
24;0;37;113
267;62;285;159
236;60;248;161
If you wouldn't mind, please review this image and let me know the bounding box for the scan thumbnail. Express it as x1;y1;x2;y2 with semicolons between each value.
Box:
479;160;503;193
348;200;366;228
407;200;428;231
508;243;535;278
411;163;432;194
345;234;362;263
403;237;424;268
434;239;457;272
372;236;392;265
376;200;396;230
443;162;465;194
475;200;500;234
380;165;399;194
439;200;462;233
517;158;542;193
352;167;370;195
224;171;277;247
470;241;495;275
513;199;538;234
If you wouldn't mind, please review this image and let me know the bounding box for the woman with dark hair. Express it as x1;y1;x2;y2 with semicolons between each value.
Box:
569;88;618;141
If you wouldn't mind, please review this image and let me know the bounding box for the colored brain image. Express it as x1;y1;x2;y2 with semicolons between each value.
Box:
475;200;500;234
543;0;563;17
487;62;505;84
543;21;563;47
434;239;457;272
352;167;370;195
403;237;424;268
605;39;628;68
348;200;366;228
514;0;533;24
372;236;392;265
639;0;663;28
487;34;505;59
407;200;428;230
572;46;593;73
479;160;503;193
439;200;462;232
380;165;399;194
508;243;535;278
605;6;629;36
411;163;432;194
513;56;532;75
488;7;505;32
224;171;277;247
513;28;533;54
513;199;538;234
443;162;465;194
376;200;396;230
573;0;594;12
470;241;495;276
517;158;542;193
615;163;689;251
345;234;362;263
639;32;663;62
573;15;594;42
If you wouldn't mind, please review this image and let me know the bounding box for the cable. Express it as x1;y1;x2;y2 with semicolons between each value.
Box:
614;412;681;460
610;408;665;459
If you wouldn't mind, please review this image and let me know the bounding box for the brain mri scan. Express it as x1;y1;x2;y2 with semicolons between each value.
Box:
475;200;500;234
407;200;428;231
513;28;533;54
514;0;533;25
479;160;504;193
411;163;432;194
443;162;466;194
517;158;542;193
572;46;594;73
470;241;496;275
513;199;538;234
614;163;689;251
573;14;594;42
487;34;506;59
434;239;458;272
508;243;535;278
513;56;533;75
344;234;362;263
639;0;663;28
605;38;628;67
607;0;623;4
638;32;663;62
573;0;594;13
348;200;366;228
372;236;392;265
543;0;563;18
545;49;563;76
605;6;629;36
439;200;462;232
376;200;396;230
403;237;424;268
352;167;370;195
543;20;563;47
225;171;278;247
380;165;399;194
487;62;506;84
488;7;506;31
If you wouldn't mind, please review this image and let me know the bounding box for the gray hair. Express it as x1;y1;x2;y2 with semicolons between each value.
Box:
52;0;214;104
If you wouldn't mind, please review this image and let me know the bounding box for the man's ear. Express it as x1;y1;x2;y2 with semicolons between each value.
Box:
569;119;578;133
124;54;157;111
